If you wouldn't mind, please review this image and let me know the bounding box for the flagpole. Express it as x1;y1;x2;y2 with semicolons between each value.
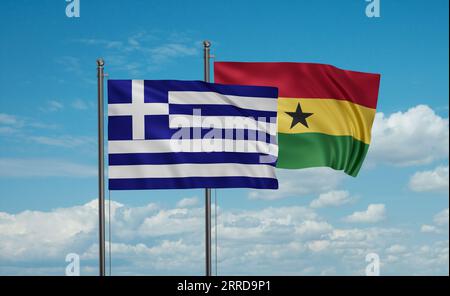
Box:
203;40;212;277
97;58;106;276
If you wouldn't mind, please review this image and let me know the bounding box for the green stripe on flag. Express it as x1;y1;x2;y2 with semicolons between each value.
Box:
276;133;370;177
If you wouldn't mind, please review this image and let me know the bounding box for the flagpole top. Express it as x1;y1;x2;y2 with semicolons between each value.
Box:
97;58;105;67
203;40;211;48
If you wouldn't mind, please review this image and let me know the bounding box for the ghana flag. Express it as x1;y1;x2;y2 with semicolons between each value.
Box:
214;62;381;177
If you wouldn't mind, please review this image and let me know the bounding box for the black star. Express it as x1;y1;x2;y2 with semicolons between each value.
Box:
285;103;314;128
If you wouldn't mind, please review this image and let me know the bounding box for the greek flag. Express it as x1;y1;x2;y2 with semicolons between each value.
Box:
107;80;278;190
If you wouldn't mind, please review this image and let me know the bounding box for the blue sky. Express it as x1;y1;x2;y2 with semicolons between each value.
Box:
0;0;448;275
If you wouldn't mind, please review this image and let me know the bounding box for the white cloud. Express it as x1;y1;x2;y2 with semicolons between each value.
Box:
86;240;203;275
219;206;319;243
343;204;386;223
405;241;449;275
386;244;407;254
76;38;123;49
409;166;449;193
138;208;204;237
29;135;95;149
0;113;20;125
295;220;333;238
56;56;82;76
0;113;23;134
76;31;199;75
369;105;449;166
0;112;92;156
249;168;346;200
307;240;331;252
0;199;448;276
433;208;449;226
176;197;199;208
0;158;96;178
0;127;16;134
0;113;58;137
0;200;98;261
310;190;355;208
40;100;64;112
71;99;90;110
421;224;441;234
420;208;449;235
0;112;92;151
150;43;198;63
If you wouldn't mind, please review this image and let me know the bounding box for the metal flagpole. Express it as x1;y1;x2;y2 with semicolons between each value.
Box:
203;41;212;276
97;58;106;276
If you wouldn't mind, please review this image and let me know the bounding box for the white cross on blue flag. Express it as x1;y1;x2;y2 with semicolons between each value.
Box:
107;80;279;190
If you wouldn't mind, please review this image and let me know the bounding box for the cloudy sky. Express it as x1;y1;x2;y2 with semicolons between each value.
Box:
0;0;448;275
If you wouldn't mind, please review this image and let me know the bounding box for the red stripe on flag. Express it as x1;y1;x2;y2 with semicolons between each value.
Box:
214;62;380;109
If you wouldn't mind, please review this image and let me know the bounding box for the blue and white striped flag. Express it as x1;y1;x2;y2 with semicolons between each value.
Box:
107;80;278;190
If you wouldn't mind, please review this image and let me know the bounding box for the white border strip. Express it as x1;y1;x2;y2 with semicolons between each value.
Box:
109;163;276;179
168;91;277;112
169;115;277;136
108;139;278;155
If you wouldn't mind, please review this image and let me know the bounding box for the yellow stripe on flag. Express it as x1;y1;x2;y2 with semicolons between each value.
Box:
278;98;376;144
